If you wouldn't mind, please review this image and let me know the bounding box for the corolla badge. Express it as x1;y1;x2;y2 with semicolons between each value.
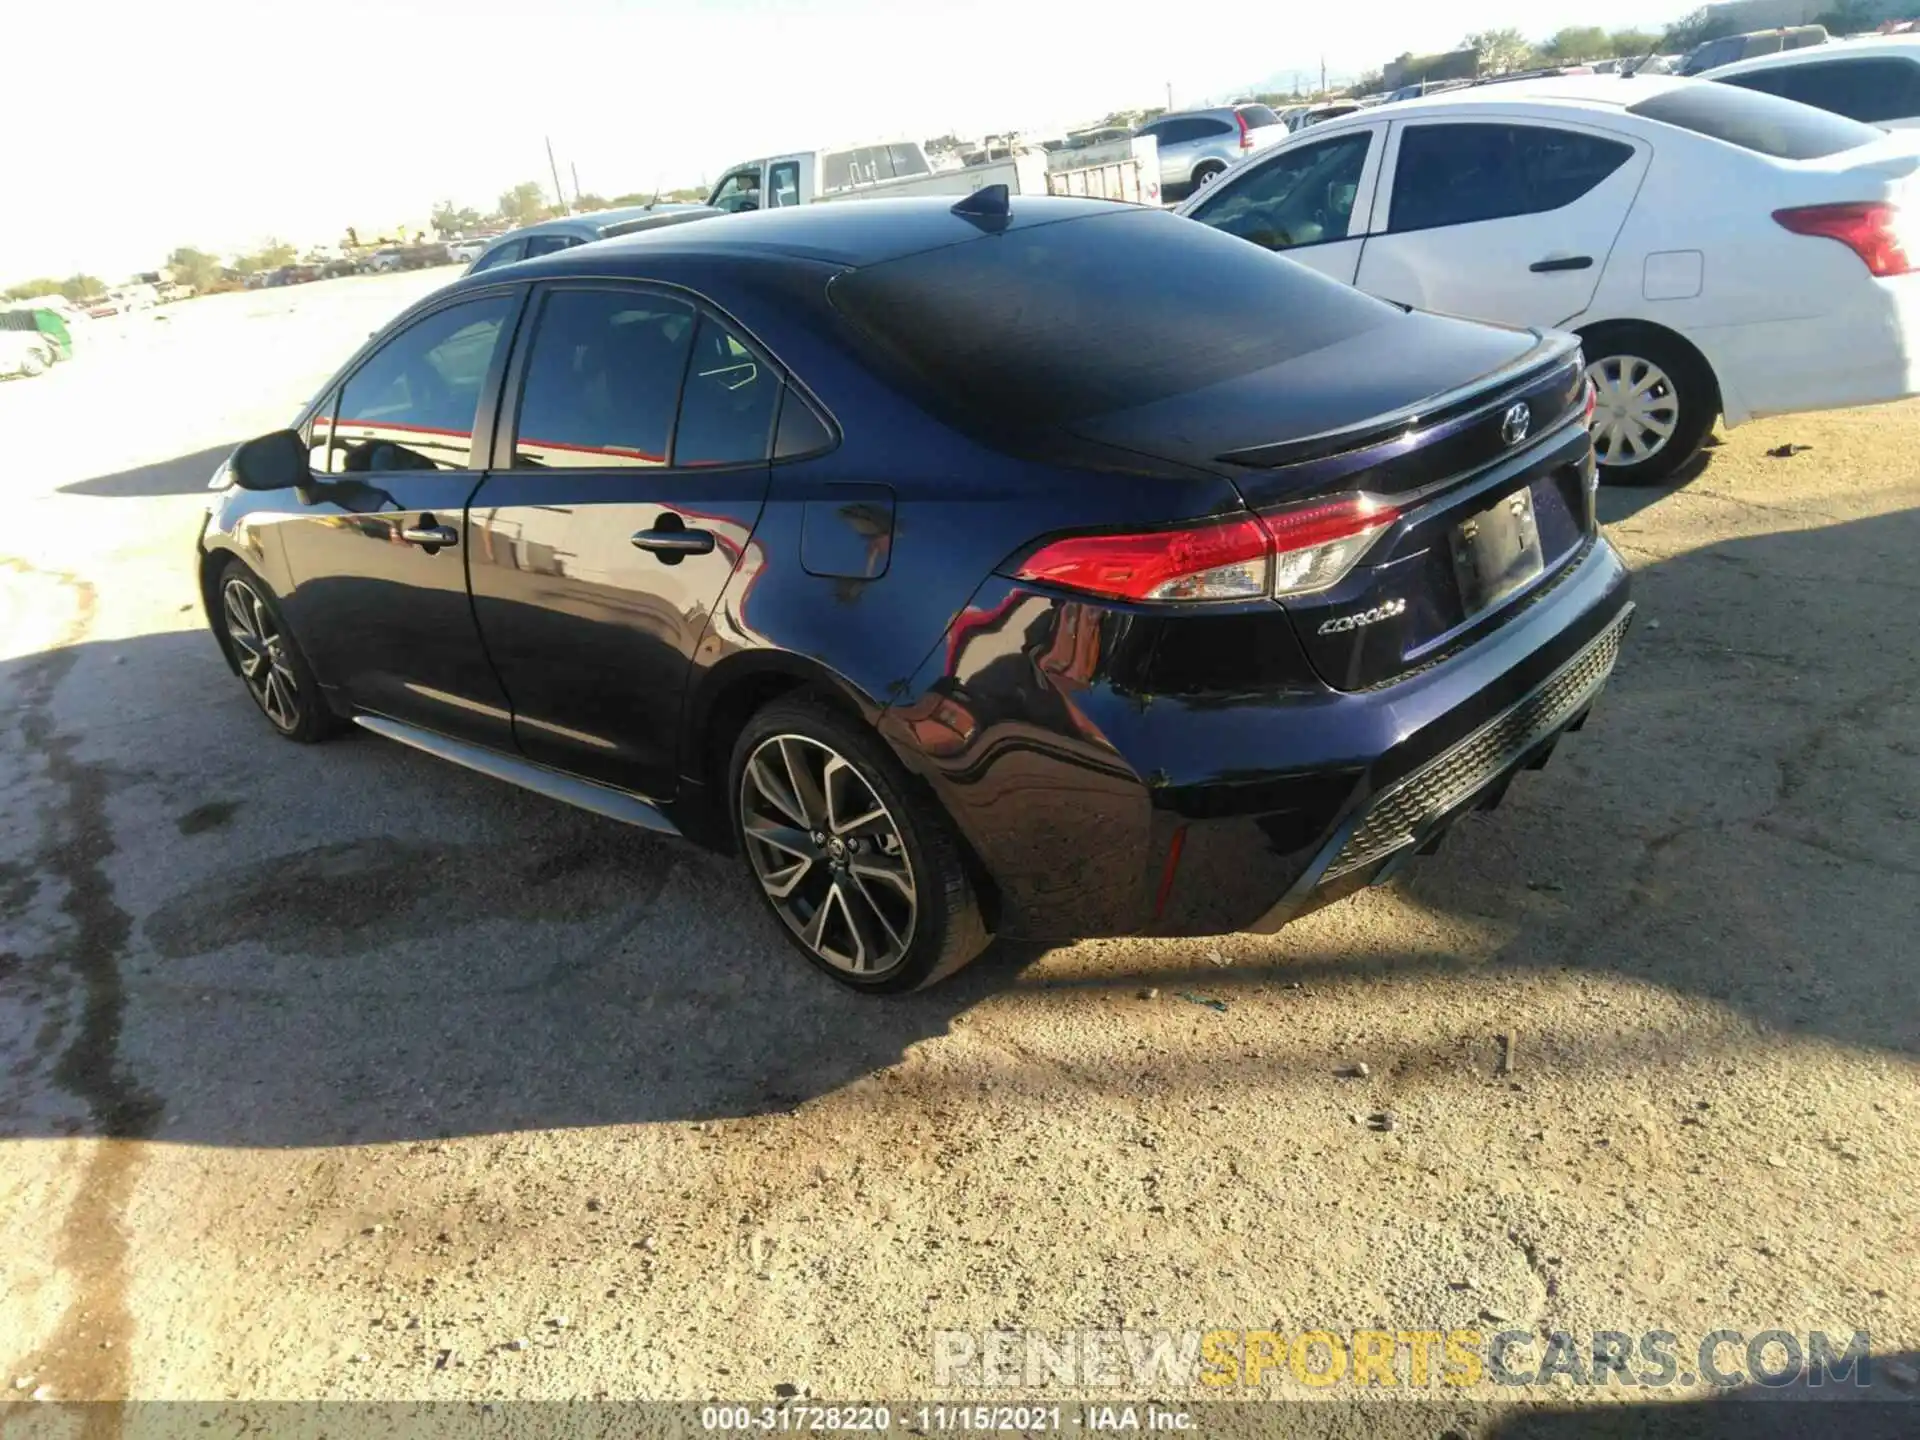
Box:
1500;401;1533;447
1317;598;1407;636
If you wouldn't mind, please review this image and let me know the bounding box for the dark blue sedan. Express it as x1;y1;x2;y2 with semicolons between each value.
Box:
198;193;1632;992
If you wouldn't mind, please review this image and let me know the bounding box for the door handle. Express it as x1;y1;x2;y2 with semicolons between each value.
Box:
631;527;715;557
400;521;458;548
1529;255;1593;273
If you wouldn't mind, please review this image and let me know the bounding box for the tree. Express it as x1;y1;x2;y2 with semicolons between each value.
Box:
1664;7;1740;53
573;192;610;212
61;275;105;302
1542;25;1609;61
495;181;549;228
3;278;64;301
430;200;482;237
1608;27;1662;58
1462;27;1536;74
1353;69;1385;94
1816;0;1882;35
167;247;220;293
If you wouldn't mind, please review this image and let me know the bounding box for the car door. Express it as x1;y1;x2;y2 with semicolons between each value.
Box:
276;290;523;749
1183;125;1384;285
1354;118;1649;327
464;283;779;797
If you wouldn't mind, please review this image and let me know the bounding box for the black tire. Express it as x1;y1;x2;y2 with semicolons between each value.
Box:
730;694;990;994
1582;326;1717;487
212;559;344;743
1191;161;1227;189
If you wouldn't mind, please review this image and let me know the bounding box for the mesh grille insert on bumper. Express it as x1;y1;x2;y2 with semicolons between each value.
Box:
1322;610;1631;882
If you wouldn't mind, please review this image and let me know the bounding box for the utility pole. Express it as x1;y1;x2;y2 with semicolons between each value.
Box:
1320;55;1327;95
571;162;582;206
1166;80;1173;111
546;136;569;215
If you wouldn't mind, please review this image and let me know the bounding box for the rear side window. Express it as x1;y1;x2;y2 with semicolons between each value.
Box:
1389;123;1634;232
523;234;577;258
1158;117;1232;145
1720;58;1920;125
1628;83;1882;158
510;289;695;468
673;316;781;467
828;207;1398;432
1237;104;1282;129
469;238;526;274
889;143;931;177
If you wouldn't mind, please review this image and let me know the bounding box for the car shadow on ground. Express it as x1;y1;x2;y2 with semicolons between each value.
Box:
0;507;1913;1151
56;444;237;498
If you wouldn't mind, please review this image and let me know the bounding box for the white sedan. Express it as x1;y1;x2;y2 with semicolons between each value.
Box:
1177;74;1920;483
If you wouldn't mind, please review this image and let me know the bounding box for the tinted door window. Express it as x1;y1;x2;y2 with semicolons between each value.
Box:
523;234;578;258
1237;104;1282;129
332;296;513;472
1389;124;1633;233
469;238;527;274
1192;132;1372;251
673;316;781;467
1628;84;1881;157
1722;58;1920;124
768;160;801;207
510;289;695;468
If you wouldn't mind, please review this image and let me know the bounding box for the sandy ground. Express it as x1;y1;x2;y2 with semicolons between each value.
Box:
0;273;1916;1432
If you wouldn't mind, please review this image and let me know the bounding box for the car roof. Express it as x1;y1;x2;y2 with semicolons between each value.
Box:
486;203;711;246
1702;33;1920;78
481;195;1148;275
1331;72;1694;126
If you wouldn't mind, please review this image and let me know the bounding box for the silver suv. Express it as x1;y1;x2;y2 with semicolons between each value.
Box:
1134;104;1287;196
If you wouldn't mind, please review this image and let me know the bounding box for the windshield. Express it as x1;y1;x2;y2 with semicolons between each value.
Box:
828;207;1398;433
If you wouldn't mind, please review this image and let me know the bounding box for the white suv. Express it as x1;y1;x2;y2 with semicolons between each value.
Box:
1705;34;1920;130
1178;74;1920;483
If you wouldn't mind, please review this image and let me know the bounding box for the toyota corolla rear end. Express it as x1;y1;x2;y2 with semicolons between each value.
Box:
837;203;1633;942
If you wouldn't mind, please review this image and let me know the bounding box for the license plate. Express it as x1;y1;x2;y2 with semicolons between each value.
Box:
1452;486;1545;616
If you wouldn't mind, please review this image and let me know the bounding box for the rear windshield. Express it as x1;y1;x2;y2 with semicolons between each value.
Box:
828;208;1398;431
1627;83;1882;159
1237;104;1282;128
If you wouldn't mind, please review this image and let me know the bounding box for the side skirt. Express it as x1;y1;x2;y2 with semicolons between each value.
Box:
353;715;682;837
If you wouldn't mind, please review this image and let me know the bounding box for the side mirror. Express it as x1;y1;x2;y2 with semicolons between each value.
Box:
229;429;309;491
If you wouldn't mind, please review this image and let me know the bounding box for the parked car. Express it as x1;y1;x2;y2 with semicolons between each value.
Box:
1681;24;1827;76
0;330;52;378
1289;102;1365;132
0;304;73;363
199;195;1630;993
446;238;490;264
1704;33;1920;129
1178;74;1920;483
1136;105;1288;193
466;205;724;275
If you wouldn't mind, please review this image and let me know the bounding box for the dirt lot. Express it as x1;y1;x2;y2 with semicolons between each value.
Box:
1;273;1916;1429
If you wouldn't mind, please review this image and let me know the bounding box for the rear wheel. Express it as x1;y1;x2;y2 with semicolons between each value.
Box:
1191;161;1227;189
1583;328;1716;486
731;696;989;993
18;350;45;377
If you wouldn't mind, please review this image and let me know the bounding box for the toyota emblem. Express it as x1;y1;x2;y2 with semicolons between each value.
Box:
1500;402;1532;447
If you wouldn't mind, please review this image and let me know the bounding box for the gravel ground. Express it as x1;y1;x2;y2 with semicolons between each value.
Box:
0;274;1915;1430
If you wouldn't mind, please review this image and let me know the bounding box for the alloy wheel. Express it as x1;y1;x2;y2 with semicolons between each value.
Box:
222;575;303;733
1587;354;1679;468
739;733;918;976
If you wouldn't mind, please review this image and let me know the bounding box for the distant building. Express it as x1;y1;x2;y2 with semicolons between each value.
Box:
1703;0;1907;26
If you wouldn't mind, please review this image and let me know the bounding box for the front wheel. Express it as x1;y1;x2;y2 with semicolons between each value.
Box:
1584;330;1716;486
731;696;990;993
214;561;342;742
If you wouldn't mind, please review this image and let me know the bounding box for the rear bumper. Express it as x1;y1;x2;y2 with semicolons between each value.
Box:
1699;276;1920;426
887;535;1633;942
1246;601;1630;932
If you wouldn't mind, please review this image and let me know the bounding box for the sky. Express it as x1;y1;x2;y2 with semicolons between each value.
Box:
7;0;1683;284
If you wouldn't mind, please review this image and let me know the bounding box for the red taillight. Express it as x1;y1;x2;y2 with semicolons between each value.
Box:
1582;376;1597;427
1773;202;1913;278
1012;495;1400;605
1236;110;1253;149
